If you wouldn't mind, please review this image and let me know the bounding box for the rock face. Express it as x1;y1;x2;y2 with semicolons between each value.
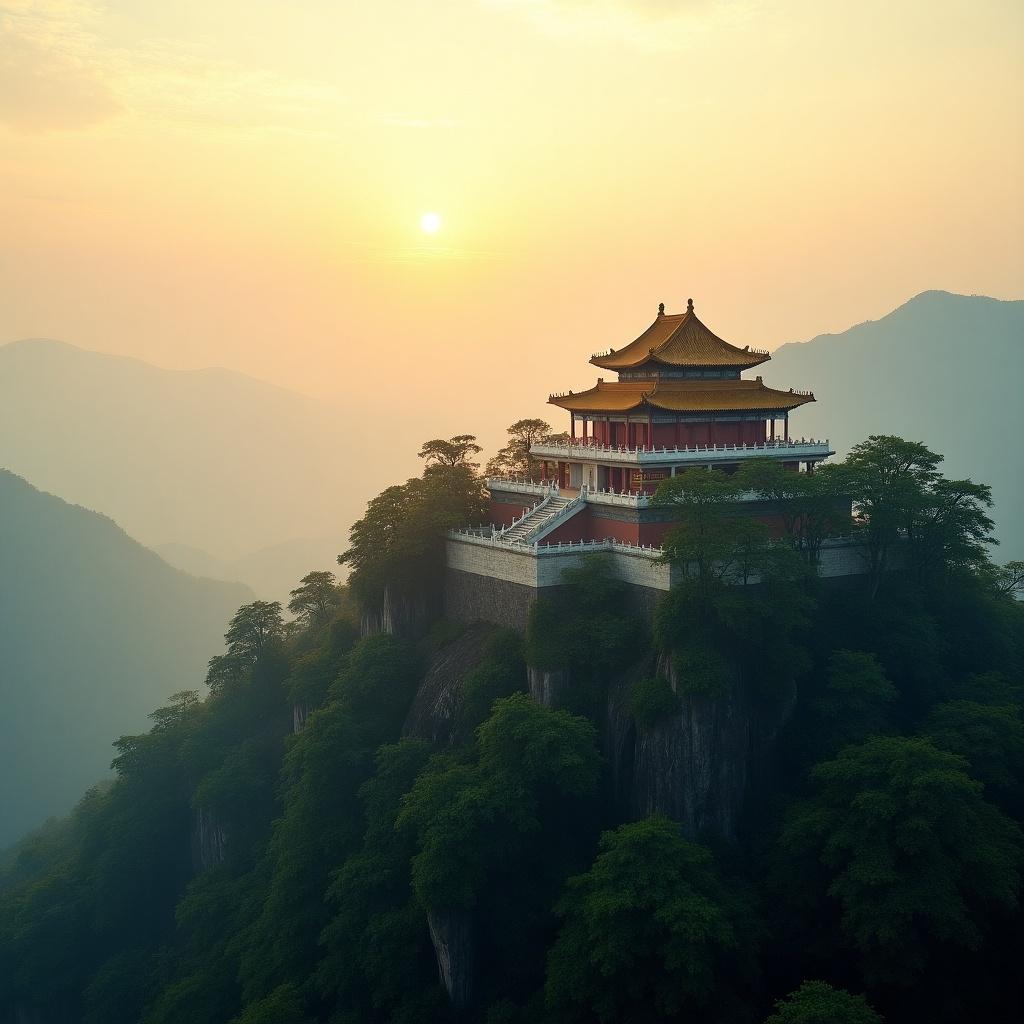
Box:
403;624;495;746
527;666;571;708
292;701;310;734
607;650;795;841
427;909;477;1011
360;584;431;638
192;806;228;872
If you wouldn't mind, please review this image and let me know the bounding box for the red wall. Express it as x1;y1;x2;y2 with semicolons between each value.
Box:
542;508;594;545
642;420;769;449
586;515;641;545
489;499;535;528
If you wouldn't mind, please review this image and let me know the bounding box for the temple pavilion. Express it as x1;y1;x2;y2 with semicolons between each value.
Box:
485;298;835;547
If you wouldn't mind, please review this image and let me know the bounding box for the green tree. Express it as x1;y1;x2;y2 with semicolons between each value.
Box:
236;635;420;1003
836;436;942;594
223;601;285;662
317;739;442;1022
629;675;679;728
228;983;314;1024
834;436;994;596
924;699;1024;790
285;625;359;713
546;816;759;1022
400;694;600;911
990;559;1024;597
287;571;343;629
765;980;883;1024
906;477;995;584
417;434;483;469
812;650;897;751
734;458;849;564
652;471;813;700
485;418;567;481
525;556;641;714
654;468;744;595
779;736;1022;979
397;695;601;1010
340;459;487;614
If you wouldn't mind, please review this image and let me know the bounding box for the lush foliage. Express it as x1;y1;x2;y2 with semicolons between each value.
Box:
546;816;759;1022
340;436;488;612
2;434;1023;1024
484;419;568;481
765;981;883;1024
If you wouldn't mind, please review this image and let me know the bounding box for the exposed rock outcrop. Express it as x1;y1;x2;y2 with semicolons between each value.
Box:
292;701;310;734
427;909;477;1011
527;666;571;708
403;624;495;746
360;584;432;638
192;805;228;871
607;650;796;841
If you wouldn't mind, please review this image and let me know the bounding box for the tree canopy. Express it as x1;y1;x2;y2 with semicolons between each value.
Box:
485;419;568;481
2;432;1023;1024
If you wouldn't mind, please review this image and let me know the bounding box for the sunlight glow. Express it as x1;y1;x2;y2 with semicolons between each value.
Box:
420;211;442;234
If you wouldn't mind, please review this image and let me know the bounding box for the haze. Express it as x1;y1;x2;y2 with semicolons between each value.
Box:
2;0;1022;450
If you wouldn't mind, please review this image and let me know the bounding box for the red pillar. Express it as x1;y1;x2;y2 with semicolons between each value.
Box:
784;412;789;441
571;416;576;442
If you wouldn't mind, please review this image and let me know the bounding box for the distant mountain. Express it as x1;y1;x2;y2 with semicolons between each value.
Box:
0;340;415;598
764;291;1024;560
155;536;344;602
0;470;251;847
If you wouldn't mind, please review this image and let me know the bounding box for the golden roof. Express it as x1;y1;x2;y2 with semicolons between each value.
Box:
548;378;815;414
590;299;769;371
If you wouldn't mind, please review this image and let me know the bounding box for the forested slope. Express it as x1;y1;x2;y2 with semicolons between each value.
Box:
2;440;1022;1024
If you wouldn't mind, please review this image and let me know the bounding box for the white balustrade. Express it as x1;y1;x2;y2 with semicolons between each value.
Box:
528;438;832;465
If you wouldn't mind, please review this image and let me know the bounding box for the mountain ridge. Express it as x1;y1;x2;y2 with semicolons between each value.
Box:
0;469;253;846
763;289;1024;559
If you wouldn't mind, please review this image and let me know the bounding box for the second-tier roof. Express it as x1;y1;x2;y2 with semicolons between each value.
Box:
549;377;815;414
590;298;770;372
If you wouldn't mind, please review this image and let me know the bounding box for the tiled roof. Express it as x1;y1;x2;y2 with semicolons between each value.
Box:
590;299;770;371
548;378;815;414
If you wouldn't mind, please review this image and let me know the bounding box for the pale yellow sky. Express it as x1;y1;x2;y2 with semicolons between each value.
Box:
2;0;1022;445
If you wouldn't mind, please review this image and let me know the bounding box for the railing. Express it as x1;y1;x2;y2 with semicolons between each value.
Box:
529;438;832;465
448;528;666;559
491;493;554;539
488;480;780;508
525;489;585;542
486;477;560;496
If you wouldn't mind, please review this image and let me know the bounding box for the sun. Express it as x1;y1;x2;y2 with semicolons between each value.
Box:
420;211;442;234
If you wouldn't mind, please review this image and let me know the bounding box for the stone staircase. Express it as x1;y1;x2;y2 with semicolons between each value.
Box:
499;495;577;544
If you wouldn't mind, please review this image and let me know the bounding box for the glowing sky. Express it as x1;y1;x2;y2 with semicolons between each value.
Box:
2;0;1022;443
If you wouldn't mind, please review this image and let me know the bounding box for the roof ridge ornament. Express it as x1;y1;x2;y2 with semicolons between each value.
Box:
687;297;694;311
658;302;665;316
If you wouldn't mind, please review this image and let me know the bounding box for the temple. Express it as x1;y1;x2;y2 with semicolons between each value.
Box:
487;298;832;547
444;297;857;628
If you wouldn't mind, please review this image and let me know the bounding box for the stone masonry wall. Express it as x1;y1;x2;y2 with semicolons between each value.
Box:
443;569;540;631
444;535;873;630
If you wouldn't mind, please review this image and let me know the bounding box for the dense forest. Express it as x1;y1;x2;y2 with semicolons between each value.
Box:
2;431;1022;1024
